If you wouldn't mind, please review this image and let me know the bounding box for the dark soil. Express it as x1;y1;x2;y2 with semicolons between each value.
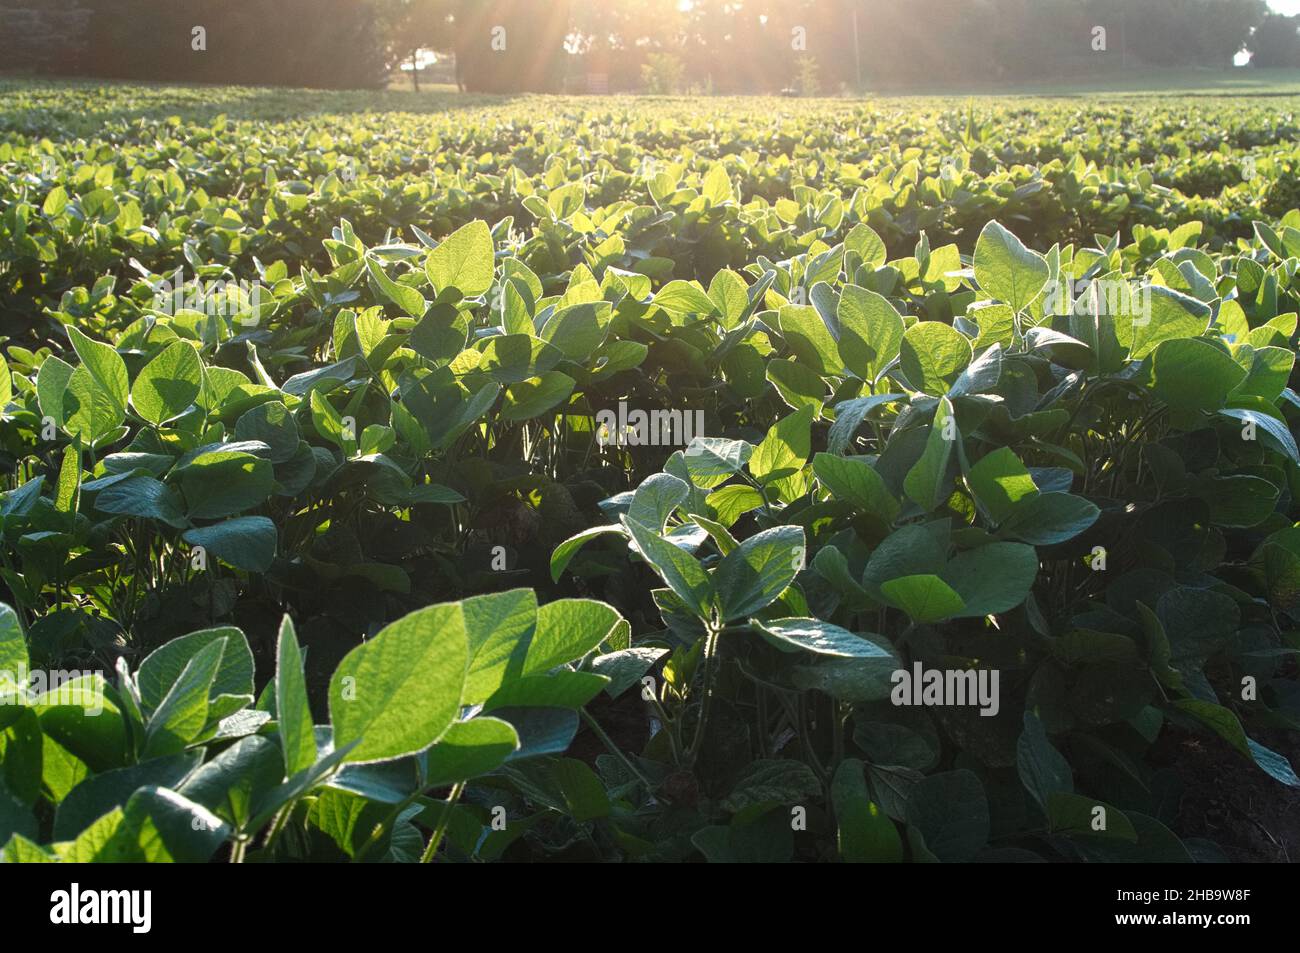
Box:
1149;723;1300;862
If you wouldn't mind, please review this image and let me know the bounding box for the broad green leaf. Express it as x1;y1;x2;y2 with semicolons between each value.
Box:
143;638;226;757
623;517;713;620
838;285;904;382
749;406;813;502
1123;285;1212;360
813;453;898;522
131;340;202;425
626;472;689;533
753;618;893;658
501;371;574;422
1152;338;1246;415
1000;493;1099;545
880;574;965;623
900;323;971;396
425;220;495;298
967;447;1039;524
549;524;624;582
832;758;903;862
713;525;806;622
941;542;1039;617
905;769;989;862
366;255;426;317
329;603;469;763
0;604;29;691
422;718;519;787
525;598;621;675
95;476;188;528
777;304;841;376
183;517;277;573
66;326;129;423
137;627;253;712
179;450;274;519
1016;711;1073;810
973;221;1049;312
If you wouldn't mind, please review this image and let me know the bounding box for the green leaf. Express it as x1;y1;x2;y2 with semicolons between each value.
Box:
183;516;277;573
653;280;717;316
1045;792;1138;841
179;450;274;519
832;758;903;862
137;627;254;711
329;602;469;764
539;302;611;361
275;616;316;778
722;759;822;813
1124;285;1212;360
766;358;826;415
366;255;427;317
1174;700;1300;787
900;323;971;396
142;638;226;757
550;524;624;582
904;396;958;511
1152;338;1246;415
422;718;519;787
95;476;188;528
131;341;202;425
880;574;965;623
713;525;806;622
1000;493;1100;545
777;304;840;376
425;220;495;298
905;769;989;862
0;604;27;689
1218;408;1300;465
813;453;898;522
838;285;904;382
941;542;1039;617
967;447;1039;524
53;753;202;842
826;394;904;456
525;598;621;675
1017;711;1073;810
501;371;575;422
973;221;1049;312
626;472;689;533
552;757;611;821
752;618;893;658
682;437;753;489
749;406;813;503
66;326;129;424
845;223;887;268
623;518;713;620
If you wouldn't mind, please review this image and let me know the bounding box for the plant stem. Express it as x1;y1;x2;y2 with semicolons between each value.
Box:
580;708;656;795
419;781;465;863
686;626;722;765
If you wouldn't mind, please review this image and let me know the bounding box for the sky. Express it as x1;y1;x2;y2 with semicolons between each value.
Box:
1270;0;1300;13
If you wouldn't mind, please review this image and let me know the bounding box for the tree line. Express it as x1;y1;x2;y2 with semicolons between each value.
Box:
47;0;1300;91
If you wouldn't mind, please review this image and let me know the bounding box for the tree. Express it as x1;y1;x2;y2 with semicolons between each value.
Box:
1250;12;1300;67
454;0;572;94
375;0;456;91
